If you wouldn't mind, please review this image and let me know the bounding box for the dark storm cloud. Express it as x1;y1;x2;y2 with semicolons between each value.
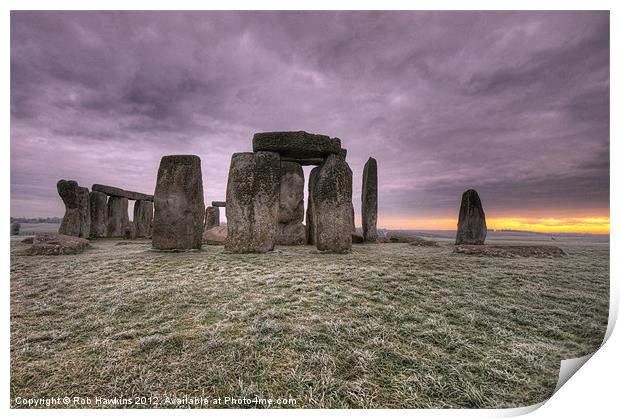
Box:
10;11;609;225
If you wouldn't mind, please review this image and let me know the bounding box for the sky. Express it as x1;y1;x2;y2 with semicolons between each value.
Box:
10;11;610;233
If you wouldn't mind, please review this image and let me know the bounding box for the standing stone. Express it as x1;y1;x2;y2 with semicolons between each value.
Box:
225;152;280;253
455;189;487;245
313;154;353;253
205;206;220;230
305;166;320;245
106;196;129;238
133;200;153;238
153;155;205;250
124;221;136;239
362;157;378;242
276;161;306;245
57;180;90;238
10;222;21;235
89;191;108;238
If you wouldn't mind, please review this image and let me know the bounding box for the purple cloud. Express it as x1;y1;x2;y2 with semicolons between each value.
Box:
11;11;609;226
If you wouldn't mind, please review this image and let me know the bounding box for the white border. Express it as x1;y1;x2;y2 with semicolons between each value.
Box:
3;2;616;418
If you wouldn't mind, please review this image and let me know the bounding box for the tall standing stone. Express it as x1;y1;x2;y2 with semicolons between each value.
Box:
89;191;108;238
313;154;353;253
225;152;280;253
455;189;487;245
305;166;320;245
276;161;306;245
133;200;153;238
153;155;205;250
205;206;220;230
57;179;90;238
362;157;378;242
106;196;129;238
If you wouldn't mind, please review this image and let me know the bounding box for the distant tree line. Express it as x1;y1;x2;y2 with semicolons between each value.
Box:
10;217;62;224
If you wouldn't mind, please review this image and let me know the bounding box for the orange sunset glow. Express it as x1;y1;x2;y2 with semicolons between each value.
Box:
379;215;610;234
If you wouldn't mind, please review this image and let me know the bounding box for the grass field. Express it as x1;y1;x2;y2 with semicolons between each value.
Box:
10;234;609;408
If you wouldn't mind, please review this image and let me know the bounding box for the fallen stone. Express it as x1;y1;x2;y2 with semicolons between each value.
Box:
454;245;566;258
106;196;129;238
211;201;226;207
352;231;364;243
386;232;439;246
89;191;108;238
205;206;220;230
253;131;342;160
313;154;353;253
376;236;390;243
276;222;306;245
153;155;205;250
225;152;280;253
362;157;378;242
57;180;90;238
133;200;153;238
11;222;20;235
456;189;487;245
203;225;227;245
26;234;89;255
21;236;34;244
92;184;153;201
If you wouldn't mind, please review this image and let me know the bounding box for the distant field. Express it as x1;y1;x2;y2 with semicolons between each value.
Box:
13;222;60;236
10;235;608;408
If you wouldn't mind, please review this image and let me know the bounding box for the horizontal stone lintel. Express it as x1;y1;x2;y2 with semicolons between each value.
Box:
92;184;153;201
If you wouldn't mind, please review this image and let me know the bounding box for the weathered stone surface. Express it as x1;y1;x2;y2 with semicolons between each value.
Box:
352;231;364;243
362;157;378;242
205;206;220;230
212;201;226;207
281;156;325;166
92;184;153;201
124;221;136;239
57;180;90;238
351;204;356;232
153;155;205;250
253;131;342;160
225;152;280;253
454;245;565;258
26;234;89;255
133;200;153;238
276;222;306;245
106;196;129;237
203;225;227;245
279;162;304;224
89;191;108;238
11;222;21;235
455;189;487;245
313;154;353;252
305;166;320;245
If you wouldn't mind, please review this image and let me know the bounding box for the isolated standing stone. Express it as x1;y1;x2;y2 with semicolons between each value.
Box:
133;200;153;238
153;155;205;250
10;222;21;235
362;157;378;242
106;196;129;238
205;206;220;230
89;191;108;238
455;189;487;245
225;152;280;253
313;154;353;252
57;180;90;238
305;166;320;245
